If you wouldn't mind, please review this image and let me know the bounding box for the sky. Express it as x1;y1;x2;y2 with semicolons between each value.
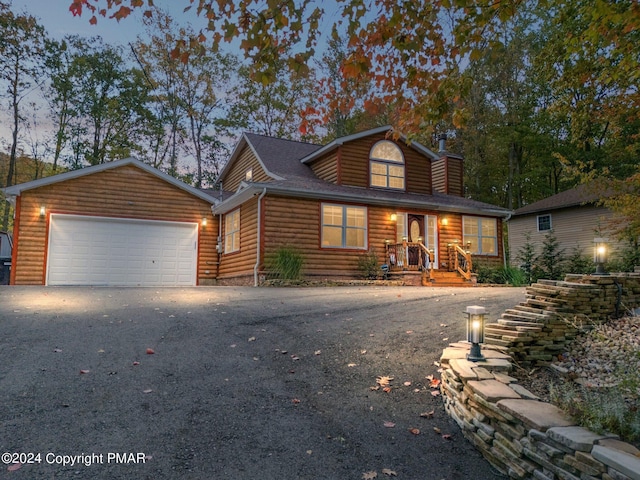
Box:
9;0;209;45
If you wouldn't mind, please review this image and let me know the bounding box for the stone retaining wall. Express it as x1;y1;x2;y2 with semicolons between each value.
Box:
440;343;640;480
484;274;640;367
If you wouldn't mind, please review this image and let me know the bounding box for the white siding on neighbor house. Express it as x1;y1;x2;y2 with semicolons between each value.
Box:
508;205;623;266
47;214;198;286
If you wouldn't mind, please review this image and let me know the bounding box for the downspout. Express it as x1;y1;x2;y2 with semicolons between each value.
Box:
502;212;513;268
254;188;267;287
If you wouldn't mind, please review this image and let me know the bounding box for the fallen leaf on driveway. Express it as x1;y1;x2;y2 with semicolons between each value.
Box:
383;421;395;428
143;389;153;394
362;471;377;480
420;410;435;418
347;363;357;367
248;337;256;342
433;427;441;434
79;369;90;374
133;361;140;366
429;378;441;388
382;387;391;393
430;390;440;397
53;348;63;353
408;428;420;435
382;469;397;477
292;398;301;404
7;463;22;471
146;348;155;355
442;434;452;440
403;381;411;386
314;350;321;355
376;376;393;387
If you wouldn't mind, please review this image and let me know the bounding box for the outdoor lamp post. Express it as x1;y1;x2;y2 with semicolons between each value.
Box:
593;238;608;275
466;305;486;362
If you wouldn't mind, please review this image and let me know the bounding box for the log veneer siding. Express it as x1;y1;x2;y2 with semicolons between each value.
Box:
11;165;218;285
222;146;272;192
217;197;259;279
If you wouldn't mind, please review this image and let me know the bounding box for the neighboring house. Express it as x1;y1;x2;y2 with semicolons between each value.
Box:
507;183;624;266
2;125;511;287
0;230;12;285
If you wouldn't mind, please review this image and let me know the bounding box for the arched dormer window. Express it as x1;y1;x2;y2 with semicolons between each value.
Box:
369;140;405;190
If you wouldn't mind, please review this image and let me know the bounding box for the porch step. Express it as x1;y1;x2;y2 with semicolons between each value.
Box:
387;270;474;287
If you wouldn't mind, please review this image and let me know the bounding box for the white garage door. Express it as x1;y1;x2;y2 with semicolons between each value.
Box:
47;214;198;286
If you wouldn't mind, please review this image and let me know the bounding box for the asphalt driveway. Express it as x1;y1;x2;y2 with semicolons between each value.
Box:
0;286;525;479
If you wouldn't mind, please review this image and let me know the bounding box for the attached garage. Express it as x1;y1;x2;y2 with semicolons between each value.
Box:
2;158;219;286
47;215;198;286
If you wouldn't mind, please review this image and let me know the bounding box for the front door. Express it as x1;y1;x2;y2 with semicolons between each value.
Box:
407;215;424;267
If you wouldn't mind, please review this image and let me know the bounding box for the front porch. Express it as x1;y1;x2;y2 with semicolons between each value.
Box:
384;240;476;286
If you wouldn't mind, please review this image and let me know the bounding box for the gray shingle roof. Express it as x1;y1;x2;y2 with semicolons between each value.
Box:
244;132;321;179
513;183;603;216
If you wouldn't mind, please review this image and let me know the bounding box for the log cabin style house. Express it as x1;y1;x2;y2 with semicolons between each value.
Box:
2;126;510;287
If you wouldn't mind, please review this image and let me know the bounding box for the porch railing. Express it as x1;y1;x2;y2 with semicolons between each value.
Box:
449;243;473;280
384;241;473;281
384;241;435;280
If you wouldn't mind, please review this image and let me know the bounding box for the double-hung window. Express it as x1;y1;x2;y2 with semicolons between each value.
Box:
224;209;240;253
537;214;552;232
462;216;497;255
369;140;405;190
321;204;367;249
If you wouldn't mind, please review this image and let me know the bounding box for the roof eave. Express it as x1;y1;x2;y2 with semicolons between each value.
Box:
211;183;511;218
299;125;439;164
1;158;218;204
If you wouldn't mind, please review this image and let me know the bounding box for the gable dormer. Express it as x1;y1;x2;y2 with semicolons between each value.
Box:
431;134;463;196
301;126;436;195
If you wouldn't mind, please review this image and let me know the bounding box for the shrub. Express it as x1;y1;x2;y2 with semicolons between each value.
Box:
266;246;304;280
565;247;594;275
474;263;528;286
357;249;380;279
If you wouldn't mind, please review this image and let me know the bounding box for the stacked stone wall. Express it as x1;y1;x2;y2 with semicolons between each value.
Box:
440;344;640;480
484;274;640;367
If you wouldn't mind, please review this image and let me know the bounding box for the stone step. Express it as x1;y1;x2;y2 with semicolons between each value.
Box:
485;326;533;339
503;309;550;321
498;319;546;328
509;304;546;315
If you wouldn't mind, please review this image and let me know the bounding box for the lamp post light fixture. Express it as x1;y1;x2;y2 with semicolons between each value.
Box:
593;237;608;275
466;305;486;362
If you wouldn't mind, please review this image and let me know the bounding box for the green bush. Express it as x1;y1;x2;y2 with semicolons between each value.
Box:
474;264;528;286
357;249;380;279
266;246;304;280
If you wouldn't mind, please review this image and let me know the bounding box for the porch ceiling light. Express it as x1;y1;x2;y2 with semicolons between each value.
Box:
466;305;486;362
593;237;608;275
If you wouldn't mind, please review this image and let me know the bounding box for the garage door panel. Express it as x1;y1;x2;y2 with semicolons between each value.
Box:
47;215;198;286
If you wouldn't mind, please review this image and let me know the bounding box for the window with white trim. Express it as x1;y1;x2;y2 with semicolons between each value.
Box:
224;209;240;253
537;214;551;232
369;140;405;190
462;216;497;255
321;204;367;249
